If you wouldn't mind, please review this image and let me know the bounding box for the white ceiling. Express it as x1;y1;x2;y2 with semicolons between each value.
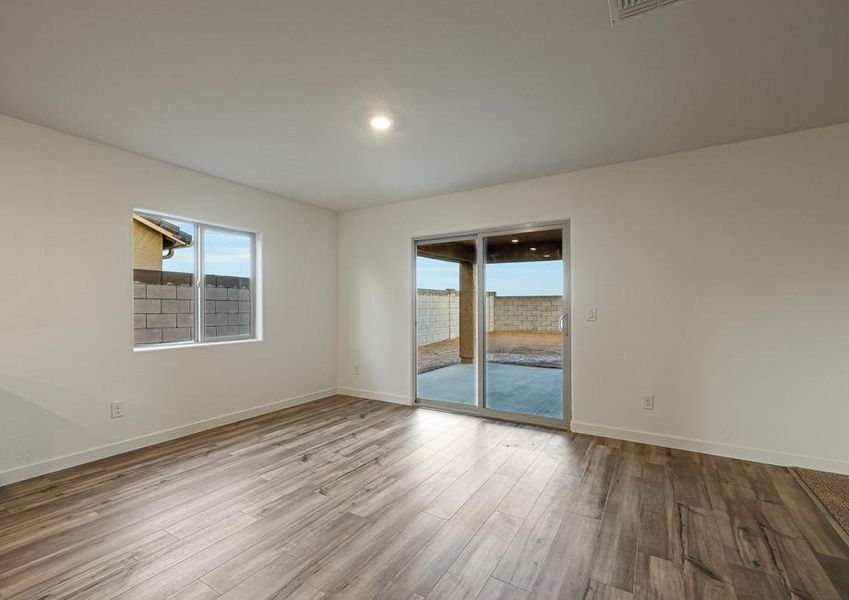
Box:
2;1;848;211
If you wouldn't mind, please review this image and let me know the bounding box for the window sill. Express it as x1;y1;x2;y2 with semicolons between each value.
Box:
133;337;261;353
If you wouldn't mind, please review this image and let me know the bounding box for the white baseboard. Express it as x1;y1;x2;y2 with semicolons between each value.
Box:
336;387;413;406
570;421;849;475
7;391;844;487
0;388;338;487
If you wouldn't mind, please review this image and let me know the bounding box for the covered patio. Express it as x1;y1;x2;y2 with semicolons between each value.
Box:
417;362;563;419
416;332;564;420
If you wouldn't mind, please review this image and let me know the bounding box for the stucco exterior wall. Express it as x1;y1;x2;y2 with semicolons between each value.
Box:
132;220;163;270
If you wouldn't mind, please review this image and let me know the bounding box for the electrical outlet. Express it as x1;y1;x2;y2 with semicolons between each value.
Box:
642;395;655;410
15;449;34;463
110;401;125;419
587;307;598;322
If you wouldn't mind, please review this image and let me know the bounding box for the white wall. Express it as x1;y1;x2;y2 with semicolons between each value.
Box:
3;115;848;483
0;116;337;484
337;123;849;473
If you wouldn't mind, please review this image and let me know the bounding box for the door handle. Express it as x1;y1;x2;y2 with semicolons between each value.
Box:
559;314;567;335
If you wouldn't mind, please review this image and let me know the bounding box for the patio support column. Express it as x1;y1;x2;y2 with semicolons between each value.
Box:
459;261;475;364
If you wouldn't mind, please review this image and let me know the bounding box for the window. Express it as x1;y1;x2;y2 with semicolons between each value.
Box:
132;211;257;348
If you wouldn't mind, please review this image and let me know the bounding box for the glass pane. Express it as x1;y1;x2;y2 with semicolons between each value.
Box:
133;212;196;346
203;229;253;339
416;239;477;406
484;229;564;419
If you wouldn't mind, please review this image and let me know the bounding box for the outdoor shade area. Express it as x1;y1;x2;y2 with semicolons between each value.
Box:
416;332;564;420
417;362;564;419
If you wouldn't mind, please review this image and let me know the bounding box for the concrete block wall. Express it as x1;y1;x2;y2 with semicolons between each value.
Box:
203;274;252;338
493;295;563;332
133;270;252;345
133;270;194;345
416;289;561;345
416;289;460;345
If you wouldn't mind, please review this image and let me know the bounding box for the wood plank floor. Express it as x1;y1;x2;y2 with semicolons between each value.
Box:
1;396;847;599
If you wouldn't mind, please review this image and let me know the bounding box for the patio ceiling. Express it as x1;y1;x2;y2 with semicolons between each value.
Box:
418;229;563;264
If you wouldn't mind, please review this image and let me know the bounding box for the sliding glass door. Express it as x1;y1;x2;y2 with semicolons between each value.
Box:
415;237;478;407
482;229;564;420
414;224;569;427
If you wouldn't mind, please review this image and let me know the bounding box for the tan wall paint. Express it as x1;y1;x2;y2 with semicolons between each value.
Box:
132;219;163;270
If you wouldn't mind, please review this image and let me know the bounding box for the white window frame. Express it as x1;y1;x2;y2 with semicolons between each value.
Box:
133;210;259;351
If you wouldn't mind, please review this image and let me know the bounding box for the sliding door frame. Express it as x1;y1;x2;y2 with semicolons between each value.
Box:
412;220;571;430
412;232;482;412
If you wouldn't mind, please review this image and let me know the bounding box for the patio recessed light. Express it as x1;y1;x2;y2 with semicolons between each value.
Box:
543;254;551;258
530;247;537;251
511;239;519;243
369;114;394;131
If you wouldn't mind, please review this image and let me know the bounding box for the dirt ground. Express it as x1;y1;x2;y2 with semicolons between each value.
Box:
417;331;562;374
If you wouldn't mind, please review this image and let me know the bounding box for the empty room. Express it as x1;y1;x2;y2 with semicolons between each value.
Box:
2;1;849;598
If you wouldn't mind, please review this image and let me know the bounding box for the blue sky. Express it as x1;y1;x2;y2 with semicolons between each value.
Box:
163;220;252;277
416;256;562;296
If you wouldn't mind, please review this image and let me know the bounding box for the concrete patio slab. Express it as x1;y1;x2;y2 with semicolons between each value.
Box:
416;362;563;420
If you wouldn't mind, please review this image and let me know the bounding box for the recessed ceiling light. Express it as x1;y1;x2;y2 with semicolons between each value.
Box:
511;239;519;243
369;114;394;131
543;254;551;258
530;247;537;251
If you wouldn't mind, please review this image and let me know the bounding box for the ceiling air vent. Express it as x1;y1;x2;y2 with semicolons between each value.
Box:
608;0;682;24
